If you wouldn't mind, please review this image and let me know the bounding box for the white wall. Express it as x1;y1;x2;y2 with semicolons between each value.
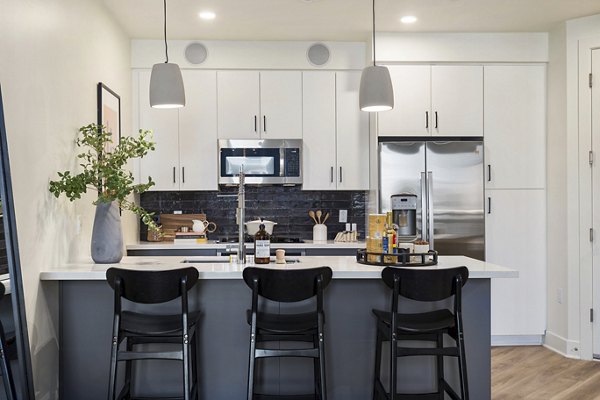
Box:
545;22;569;354
542;12;600;360
0;0;133;398
564;13;600;359
377;32;548;63
132;40;366;70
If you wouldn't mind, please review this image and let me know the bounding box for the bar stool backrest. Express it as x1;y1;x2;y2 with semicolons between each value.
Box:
106;267;199;304
242;267;333;302
381;267;469;302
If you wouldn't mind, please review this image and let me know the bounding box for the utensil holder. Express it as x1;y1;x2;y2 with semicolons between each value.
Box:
313;224;327;243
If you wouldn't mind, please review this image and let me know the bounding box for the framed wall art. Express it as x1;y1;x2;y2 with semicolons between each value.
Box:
97;82;121;153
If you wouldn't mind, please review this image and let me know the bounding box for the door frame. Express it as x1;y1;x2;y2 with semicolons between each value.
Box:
578;37;600;360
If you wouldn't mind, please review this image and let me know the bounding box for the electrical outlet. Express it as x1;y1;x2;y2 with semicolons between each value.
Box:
339;209;348;223
557;288;564;304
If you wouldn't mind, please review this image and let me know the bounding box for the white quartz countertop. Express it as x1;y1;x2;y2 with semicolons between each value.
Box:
39;255;517;281
126;240;365;250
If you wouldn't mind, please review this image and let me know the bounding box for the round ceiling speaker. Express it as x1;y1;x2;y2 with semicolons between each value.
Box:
307;43;330;67
184;42;208;65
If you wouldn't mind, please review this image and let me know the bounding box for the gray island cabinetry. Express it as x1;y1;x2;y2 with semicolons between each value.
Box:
41;256;516;400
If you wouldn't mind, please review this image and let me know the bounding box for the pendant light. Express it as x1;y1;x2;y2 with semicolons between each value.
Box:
359;0;394;112
150;0;185;108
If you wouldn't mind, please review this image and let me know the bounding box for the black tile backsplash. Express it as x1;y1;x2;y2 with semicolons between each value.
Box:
139;186;367;242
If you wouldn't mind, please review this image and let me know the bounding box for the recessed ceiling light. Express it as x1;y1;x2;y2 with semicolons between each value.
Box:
400;15;418;24
198;11;216;20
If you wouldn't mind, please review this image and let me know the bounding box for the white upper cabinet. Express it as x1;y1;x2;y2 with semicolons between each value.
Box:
302;71;337;190
336;71;370;190
484;65;546;189
260;71;302;139
431;65;483;136
302;71;369;191
217;71;260;139
217;70;302;139
378;65;483;137
138;70;180;191
137;69;218;191
377;65;431;137
179;70;218;191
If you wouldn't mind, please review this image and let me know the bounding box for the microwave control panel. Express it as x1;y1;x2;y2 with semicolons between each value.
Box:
284;148;301;177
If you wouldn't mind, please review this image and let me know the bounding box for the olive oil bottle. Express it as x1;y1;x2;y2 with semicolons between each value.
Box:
254;223;271;264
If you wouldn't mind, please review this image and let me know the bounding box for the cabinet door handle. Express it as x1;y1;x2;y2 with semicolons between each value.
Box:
339;166;343;183
330;166;334;183
425;111;429;129
435;111;439;129
182;167;185;183
173;167;176;184
263;115;267;133
487;165;491;182
488;197;492;214
254;115;257;133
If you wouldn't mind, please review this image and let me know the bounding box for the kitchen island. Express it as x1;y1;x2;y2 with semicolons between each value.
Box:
41;256;516;400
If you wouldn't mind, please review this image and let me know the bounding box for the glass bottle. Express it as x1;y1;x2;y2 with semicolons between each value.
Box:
254;223;271;264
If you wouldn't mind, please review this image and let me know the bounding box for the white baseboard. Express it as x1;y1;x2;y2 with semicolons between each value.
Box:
491;335;544;346
543;331;580;359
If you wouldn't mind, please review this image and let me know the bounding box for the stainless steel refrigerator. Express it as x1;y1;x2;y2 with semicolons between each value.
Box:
379;139;485;260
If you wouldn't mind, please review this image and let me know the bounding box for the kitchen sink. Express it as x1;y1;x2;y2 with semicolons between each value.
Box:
180;258;301;264
181;259;229;264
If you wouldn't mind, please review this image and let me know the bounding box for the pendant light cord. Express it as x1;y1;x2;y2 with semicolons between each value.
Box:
163;0;169;63
372;0;376;66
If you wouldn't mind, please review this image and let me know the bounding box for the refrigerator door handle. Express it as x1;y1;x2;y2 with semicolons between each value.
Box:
420;172;428;242
427;171;434;251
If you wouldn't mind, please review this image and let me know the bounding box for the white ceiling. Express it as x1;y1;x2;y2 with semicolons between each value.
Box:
102;0;600;42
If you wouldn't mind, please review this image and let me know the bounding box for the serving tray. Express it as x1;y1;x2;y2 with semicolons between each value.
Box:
356;249;438;267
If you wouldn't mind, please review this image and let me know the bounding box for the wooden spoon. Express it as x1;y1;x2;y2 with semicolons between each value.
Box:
322;212;330;224
316;210;323;224
308;210;319;225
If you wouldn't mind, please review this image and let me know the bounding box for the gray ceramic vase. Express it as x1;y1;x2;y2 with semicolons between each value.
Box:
91;201;123;264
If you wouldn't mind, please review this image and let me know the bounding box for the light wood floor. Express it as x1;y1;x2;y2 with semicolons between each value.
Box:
492;346;600;399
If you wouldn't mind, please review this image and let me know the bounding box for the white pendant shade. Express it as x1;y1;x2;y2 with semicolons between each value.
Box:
149;62;186;108
359;65;394;112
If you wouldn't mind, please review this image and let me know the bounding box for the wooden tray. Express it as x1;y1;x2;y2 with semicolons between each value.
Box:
159;213;207;242
356;249;438;267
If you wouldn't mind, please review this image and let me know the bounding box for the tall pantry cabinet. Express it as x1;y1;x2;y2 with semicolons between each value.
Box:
484;65;547;341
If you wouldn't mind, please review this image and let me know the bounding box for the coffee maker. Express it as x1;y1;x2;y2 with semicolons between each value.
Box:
391;194;417;240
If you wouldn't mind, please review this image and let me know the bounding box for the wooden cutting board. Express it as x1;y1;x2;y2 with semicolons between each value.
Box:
159;213;207;242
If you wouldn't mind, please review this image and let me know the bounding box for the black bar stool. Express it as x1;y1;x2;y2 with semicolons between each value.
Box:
106;267;201;400
242;266;333;400
372;266;470;400
0;283;16;400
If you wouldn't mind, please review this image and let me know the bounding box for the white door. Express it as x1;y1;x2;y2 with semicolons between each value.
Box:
179;70;218;191
138;70;180;191
377;65;431;137
487;189;546;337
260;71;302;139
336;71;369;190
431;66;483;137
217;71;260;139
591;49;600;356
484;65;546;189
302;71;337;190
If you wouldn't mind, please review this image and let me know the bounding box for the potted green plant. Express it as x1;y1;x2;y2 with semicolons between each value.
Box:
49;123;158;263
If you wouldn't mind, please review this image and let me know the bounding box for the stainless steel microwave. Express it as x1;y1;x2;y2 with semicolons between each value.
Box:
218;139;302;185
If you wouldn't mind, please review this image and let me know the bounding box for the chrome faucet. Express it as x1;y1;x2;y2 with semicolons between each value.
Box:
236;168;246;264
